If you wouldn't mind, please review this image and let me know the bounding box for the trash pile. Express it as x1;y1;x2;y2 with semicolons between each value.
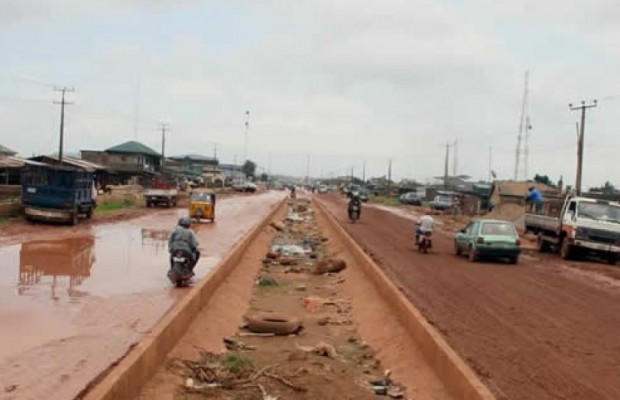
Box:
173;198;408;399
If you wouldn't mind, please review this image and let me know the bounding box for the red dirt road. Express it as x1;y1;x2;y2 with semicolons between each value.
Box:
319;194;620;400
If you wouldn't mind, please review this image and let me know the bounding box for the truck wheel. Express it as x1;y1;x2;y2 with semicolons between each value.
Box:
86;208;93;219
509;255;519;265
560;239;573;260
606;253;618;265
70;211;78;226
537;235;551;253
455;240;462;256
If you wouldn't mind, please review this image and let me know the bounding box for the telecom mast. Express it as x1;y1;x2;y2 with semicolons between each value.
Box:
514;71;530;180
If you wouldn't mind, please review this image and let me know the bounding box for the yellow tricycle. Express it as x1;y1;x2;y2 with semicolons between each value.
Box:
189;189;216;223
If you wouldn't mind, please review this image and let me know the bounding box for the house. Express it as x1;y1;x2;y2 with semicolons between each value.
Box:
220;163;244;184
168;154;218;178
81;141;162;184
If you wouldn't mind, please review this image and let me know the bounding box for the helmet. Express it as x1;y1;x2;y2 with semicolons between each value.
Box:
178;216;192;228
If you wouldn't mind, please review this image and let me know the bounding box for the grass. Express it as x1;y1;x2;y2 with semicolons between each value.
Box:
367;195;401;207
95;197;136;215
221;353;254;374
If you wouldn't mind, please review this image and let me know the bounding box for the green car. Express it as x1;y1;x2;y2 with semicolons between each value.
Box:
455;219;521;264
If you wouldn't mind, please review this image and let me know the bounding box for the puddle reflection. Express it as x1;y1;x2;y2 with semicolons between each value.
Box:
19;237;95;299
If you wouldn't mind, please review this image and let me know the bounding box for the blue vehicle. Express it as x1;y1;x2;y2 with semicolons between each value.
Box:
21;164;96;225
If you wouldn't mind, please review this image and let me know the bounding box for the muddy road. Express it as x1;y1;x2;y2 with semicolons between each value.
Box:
0;191;284;400
319;194;620;400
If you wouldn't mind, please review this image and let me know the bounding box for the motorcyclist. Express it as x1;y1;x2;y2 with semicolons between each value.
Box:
168;216;200;272
416;209;435;245
348;192;362;219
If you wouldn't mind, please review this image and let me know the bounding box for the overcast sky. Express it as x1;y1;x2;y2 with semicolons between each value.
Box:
1;0;619;188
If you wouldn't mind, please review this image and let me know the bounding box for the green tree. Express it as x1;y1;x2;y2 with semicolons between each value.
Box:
242;160;256;178
533;174;553;186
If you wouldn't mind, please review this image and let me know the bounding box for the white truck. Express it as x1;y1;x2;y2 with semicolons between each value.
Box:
524;195;620;264
144;179;178;208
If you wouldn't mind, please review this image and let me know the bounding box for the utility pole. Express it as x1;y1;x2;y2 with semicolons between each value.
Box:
243;110;250;163
362;160;366;183
159;123;169;172
387;158;392;194
488;146;493;183
53;87;74;162
452;139;458;177
444;143;450;189
212;143;218;160
569;100;597;195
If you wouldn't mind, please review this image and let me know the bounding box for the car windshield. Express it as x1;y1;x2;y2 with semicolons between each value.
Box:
577;202;620;223
481;222;517;236
436;195;451;203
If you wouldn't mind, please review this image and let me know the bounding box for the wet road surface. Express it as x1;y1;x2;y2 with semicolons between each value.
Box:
0;191;284;400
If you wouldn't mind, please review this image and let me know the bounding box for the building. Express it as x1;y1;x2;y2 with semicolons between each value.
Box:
490;181;558;207
220;163;244;183
30;155;110;186
81;141;161;184
168;154;218;178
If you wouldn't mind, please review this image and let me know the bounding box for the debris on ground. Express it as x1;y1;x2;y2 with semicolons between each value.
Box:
171;198;408;399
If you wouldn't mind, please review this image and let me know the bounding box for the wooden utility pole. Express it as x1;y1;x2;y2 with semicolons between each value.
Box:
569;100;597;195
362;160;366;183
387;158;392;194
444;143;450;189
159;123;169;172
243;110;250;163
53;87;74;162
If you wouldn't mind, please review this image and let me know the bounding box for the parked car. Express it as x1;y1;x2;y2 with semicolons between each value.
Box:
399;192;422;206
431;194;454;210
244;182;257;193
318;184;328;193
455;219;521;264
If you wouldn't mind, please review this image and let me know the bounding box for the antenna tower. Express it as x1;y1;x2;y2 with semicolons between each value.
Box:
514;71;529;180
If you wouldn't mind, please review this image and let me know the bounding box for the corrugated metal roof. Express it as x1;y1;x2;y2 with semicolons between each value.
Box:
31;155;108;172
0;156;46;168
106;141;160;156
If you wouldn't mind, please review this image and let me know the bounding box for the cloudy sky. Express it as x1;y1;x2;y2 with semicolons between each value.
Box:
1;0;619;188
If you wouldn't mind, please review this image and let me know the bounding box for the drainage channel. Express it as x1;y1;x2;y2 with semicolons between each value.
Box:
82;198;495;400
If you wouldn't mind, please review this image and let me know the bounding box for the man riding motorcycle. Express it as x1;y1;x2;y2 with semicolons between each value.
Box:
348;193;362;219
168;216;200;272
415;209;435;245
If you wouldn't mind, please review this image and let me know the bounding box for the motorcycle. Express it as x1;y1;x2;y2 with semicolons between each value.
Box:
348;203;361;223
167;250;195;287
417;231;432;254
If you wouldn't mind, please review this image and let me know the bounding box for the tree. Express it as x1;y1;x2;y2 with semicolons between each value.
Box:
260;173;269;182
242;160;256;178
533;174;553;186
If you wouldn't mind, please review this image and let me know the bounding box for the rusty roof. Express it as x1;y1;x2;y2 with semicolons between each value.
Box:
0;156;46;168
30;155;107;172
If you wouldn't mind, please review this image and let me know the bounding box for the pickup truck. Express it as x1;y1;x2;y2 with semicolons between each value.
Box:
524;194;620;264
21;163;96;225
145;179;178;207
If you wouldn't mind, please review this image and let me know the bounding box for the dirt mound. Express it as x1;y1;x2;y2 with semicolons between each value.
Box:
483;203;525;223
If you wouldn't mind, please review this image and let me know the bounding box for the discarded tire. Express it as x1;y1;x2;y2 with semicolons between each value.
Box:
245;312;302;335
313;258;347;274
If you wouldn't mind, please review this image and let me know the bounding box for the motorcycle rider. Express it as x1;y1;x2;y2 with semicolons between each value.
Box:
416;209;435;245
348;192;363;219
168;216;200;272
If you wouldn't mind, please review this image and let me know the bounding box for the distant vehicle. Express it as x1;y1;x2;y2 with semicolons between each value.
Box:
145;178;178;207
318;185;328;193
243;182;257;193
22;164;96;225
525;195;620;264
399;192;422;206
431;194;453;210
455;219;521;264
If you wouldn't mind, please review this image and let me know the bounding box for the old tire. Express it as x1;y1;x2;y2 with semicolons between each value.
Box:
560;239;573;260
455;240;462;256
606;253;618;265
468;246;478;262
245;313;301;335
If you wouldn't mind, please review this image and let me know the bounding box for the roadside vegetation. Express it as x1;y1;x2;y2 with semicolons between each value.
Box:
95;197;137;215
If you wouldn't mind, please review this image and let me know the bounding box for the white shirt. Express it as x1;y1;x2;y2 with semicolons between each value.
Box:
418;215;434;232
